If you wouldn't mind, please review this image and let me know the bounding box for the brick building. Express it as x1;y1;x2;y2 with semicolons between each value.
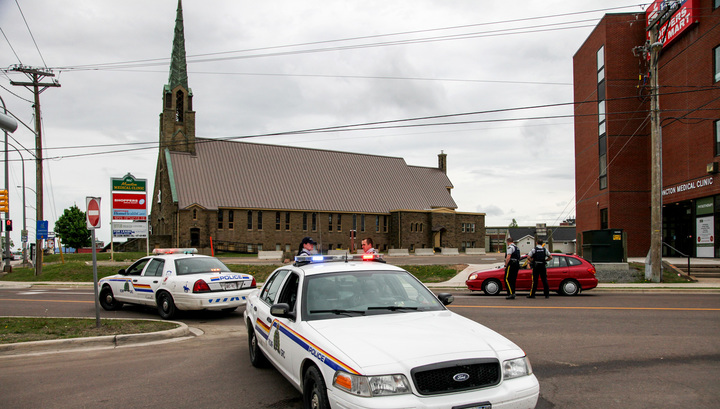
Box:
149;1;485;255
573;1;720;257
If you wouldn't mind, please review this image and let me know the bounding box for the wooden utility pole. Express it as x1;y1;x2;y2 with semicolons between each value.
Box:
648;26;663;283
9;65;60;276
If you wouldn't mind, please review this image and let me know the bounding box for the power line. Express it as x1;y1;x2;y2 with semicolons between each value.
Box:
0;25;23;65
14;0;47;68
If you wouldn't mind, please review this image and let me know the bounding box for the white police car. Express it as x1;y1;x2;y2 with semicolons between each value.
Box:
99;248;256;319
244;254;539;409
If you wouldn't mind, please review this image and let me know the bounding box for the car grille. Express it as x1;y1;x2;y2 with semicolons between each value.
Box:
411;358;500;395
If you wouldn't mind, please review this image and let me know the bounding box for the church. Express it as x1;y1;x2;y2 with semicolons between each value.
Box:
149;1;485;256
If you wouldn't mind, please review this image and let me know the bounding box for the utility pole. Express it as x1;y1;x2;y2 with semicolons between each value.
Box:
9;65;61;276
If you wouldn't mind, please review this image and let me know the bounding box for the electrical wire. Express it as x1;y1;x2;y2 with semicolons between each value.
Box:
0;25;23;65
14;0;47;68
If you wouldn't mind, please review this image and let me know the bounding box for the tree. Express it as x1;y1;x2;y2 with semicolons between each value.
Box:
54;205;91;250
509;218;518;228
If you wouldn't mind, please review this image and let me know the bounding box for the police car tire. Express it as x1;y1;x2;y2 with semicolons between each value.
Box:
99;286;123;311
157;291;176;319
303;366;330;409
248;323;269;368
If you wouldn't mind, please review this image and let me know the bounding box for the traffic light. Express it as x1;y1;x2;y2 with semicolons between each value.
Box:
4;219;11;232
0;190;8;213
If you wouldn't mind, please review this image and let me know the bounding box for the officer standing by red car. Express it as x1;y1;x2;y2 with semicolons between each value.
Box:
528;239;552;298
504;237;521;299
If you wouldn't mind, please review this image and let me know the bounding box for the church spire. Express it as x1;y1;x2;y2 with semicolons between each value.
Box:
168;0;188;90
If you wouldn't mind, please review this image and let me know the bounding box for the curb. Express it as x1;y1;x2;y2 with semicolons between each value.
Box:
0;318;190;357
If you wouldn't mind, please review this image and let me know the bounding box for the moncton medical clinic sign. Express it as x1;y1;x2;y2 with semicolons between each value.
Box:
111;174;148;239
646;0;698;47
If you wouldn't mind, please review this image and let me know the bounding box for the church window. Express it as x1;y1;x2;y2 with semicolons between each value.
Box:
228;210;234;230
258;211;263;230
285;212;291;230
175;90;184;122
165;92;172;109
276;212;281;231
217;210;223;229
247;210;253;230
192;209;197;220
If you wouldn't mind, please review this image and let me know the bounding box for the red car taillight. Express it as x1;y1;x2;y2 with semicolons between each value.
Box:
193;279;211;293
588;266;596;275
250;277;257;288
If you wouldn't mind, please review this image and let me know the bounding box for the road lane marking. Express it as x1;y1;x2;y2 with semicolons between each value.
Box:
449;305;720;311
0;298;94;304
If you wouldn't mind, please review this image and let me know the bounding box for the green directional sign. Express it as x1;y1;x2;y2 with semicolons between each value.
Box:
112;173;146;192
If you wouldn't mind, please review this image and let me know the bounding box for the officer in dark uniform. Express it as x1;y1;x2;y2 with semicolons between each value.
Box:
527;239;552;298
504;237;521;299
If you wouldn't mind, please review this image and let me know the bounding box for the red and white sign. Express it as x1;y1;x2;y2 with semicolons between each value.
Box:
646;0;698;48
86;197;101;229
112;192;147;210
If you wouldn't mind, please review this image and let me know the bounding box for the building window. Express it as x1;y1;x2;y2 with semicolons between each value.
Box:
192;209;197;220
247;210;253;230
596;45;605;82
285;212;290;231
258;211;263;230
175;90;184;122
311;212;317;231
285;244;291;252
715;0;720;9
217;210;223;229
600;208;608;230
303;212;308;231
329;214;333;231
420;223;424;232
337;214;342;231
597;45;608;191
360;214;365;232
257;244;263;252
383;216;388;232
228;210;234;230
411;223;415;232
715;45;720;82
352;214;357;230
276;243;282;251
276;212;281;231
375;216;380;232
247;244;253;253
715;120;720;156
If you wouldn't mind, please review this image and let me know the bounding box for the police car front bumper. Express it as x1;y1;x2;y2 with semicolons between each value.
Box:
327;374;539;409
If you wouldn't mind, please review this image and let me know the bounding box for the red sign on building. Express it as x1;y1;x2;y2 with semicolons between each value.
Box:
646;0;698;47
112;193;147;210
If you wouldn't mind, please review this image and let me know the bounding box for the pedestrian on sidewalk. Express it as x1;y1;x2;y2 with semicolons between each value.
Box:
528;239;552;299
504;237;520;299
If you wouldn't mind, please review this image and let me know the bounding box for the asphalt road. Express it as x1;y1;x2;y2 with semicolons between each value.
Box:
1;287;719;408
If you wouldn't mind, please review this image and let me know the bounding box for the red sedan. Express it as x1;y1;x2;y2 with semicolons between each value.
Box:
466;254;598;296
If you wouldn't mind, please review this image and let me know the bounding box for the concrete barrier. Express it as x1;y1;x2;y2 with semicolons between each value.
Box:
465;248;486;255
414;248;435;256
388;249;410;256
441;248;459;255
258;251;283;260
594;263;636;283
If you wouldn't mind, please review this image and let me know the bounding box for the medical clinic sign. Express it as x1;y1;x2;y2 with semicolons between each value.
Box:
111;174;147;238
646;0;698;48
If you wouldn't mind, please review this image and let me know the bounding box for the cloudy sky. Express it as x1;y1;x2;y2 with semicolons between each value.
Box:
0;0;649;247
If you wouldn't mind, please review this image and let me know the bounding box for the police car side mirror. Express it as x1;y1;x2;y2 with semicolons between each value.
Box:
118;269;127;275
437;293;454;306
270;303;296;320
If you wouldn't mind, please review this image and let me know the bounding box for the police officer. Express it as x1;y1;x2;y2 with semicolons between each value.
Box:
297;237;317;257
504;237;521;299
527;238;552;299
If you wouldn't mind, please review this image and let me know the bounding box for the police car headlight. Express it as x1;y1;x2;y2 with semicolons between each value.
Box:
503;356;532;380
333;371;411;397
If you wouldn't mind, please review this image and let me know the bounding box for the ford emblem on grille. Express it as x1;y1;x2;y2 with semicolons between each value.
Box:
453;372;470;382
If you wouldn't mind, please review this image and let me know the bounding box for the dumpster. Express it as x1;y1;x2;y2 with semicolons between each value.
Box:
581;229;625;262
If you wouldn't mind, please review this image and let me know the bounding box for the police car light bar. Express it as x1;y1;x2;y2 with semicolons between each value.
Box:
294;253;385;264
152;248;198;255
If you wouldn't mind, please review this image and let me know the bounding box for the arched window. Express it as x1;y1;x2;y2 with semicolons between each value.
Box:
175;90;184;122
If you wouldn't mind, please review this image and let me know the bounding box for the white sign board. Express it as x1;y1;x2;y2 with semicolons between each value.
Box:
112;221;148;238
696;216;714;258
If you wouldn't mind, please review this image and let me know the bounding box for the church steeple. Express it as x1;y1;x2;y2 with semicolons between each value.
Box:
168;0;188;91
160;0;195;154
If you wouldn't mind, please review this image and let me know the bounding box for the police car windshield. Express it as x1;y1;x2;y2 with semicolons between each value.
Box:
174;257;231;275
302;270;444;321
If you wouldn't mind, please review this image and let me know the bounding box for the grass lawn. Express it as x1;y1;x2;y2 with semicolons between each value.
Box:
0;317;179;344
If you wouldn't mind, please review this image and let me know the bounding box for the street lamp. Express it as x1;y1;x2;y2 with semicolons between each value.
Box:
1;96;19;272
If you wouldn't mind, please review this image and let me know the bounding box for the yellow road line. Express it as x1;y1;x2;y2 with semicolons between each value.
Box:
0;298;94;304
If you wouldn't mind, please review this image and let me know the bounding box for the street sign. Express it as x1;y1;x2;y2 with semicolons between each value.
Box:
36;220;48;240
86;197;101;229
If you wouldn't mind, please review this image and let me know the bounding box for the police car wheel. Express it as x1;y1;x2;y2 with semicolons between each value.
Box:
248;323;268;368
157;291;176;319
482;279;502;296
99;286;123;311
560;279;580;296
303;366;330;409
